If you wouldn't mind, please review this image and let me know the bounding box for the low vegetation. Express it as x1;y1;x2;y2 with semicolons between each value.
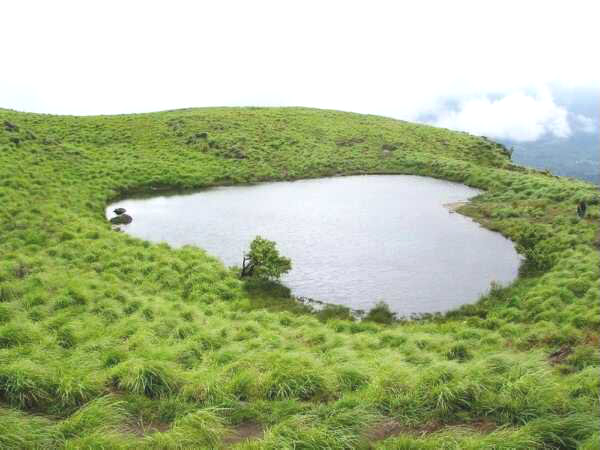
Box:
0;107;598;448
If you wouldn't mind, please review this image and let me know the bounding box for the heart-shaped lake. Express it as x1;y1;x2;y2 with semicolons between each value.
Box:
107;175;521;316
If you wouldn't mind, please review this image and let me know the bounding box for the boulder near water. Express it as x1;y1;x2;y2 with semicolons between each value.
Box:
114;207;127;215
109;213;132;225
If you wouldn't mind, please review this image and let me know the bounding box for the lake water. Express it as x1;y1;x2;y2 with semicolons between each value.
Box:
107;175;521;316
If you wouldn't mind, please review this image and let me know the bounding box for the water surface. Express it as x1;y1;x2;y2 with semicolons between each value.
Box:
107;176;520;316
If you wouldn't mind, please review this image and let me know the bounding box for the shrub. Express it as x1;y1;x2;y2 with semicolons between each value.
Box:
445;343;472;362
0;284;19;302
52;371;102;410
520;243;557;273
262;415;358;449
112;361;180;398
264;364;328;400
56;327;76;349
364;301;396;324
227;370;259;401
142;307;154;321
316;304;354;322
0;362;54;408
0;323;37;348
566;279;590;298
181;373;230;405
516;228;559;273
516;227;547;250
59;396;127;439
146;408;226;448
379;333;408;348
103;349;127;368
0;409;60;449
243;277;292;299
566;346;600;371
0;305;12;323
337;368;370;391
523;414;598;449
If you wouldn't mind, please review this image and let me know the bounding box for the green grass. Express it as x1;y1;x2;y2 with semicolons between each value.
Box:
0;106;598;448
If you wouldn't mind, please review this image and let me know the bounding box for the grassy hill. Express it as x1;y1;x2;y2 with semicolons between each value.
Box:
0;107;598;449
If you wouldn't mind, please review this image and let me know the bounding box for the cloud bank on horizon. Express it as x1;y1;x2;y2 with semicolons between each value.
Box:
1;1;598;143
432;89;596;142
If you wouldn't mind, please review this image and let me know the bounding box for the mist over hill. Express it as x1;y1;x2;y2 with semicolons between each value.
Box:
508;87;599;184
422;86;599;184
508;131;598;184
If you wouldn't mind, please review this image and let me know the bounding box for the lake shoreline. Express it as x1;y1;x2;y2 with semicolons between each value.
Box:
108;175;520;316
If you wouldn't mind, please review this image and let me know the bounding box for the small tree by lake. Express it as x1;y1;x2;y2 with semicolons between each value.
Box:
240;236;292;281
364;301;397;324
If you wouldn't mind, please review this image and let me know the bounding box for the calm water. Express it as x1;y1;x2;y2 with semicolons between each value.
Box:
107;176;521;316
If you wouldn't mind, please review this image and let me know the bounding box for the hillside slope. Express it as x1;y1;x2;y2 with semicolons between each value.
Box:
0;107;599;449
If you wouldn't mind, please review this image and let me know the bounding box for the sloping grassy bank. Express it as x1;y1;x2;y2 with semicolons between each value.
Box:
0;107;598;449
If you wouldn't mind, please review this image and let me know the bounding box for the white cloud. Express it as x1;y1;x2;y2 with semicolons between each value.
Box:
573;114;597;134
432;91;572;142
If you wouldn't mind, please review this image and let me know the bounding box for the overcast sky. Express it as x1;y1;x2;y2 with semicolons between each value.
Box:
2;1;598;142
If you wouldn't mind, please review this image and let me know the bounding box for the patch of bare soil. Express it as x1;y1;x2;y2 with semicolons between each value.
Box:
365;419;497;443
223;422;264;446
549;345;573;365
584;333;599;347
445;419;497;434
365;420;412;441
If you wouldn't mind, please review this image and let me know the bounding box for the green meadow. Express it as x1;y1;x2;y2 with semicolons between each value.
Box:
0;107;598;449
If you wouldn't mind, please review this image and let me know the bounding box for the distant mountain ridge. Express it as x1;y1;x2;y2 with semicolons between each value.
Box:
507;131;599;184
